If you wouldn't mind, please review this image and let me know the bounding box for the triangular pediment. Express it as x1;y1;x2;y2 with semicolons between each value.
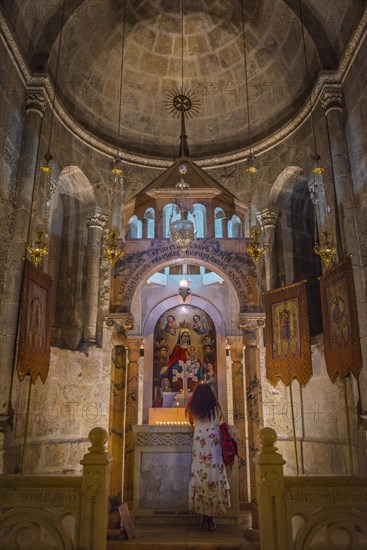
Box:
124;157;247;217
139;158;238;200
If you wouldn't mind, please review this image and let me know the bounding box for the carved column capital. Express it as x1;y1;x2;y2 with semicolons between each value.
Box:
257;208;280;228
238;313;266;330
25;90;47;115
321;86;343;114
86;209;108;229
239;313;265;346
105;313;135;345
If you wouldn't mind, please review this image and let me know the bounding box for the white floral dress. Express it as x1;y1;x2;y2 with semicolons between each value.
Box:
188;412;231;515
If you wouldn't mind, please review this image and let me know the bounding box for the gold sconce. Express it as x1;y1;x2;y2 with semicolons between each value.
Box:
313;230;336;268
26;229;48;267
104;227;125;266
247;225;268;265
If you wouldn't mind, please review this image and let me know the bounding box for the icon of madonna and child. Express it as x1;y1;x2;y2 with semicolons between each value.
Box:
153;307;217;408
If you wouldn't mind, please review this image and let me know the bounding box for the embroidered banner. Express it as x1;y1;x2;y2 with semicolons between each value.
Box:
320;257;362;382
17;260;52;384
264;281;312;386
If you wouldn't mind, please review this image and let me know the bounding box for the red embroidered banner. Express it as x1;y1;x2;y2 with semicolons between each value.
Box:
320;257;362;382
265;281;312;386
17;260;52;384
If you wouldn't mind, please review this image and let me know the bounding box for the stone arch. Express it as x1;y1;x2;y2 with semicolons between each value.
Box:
214;207;225;238
228;214;242;238
143;207;155;238
192;203;207;238
122;254;245;325
269;166;322;333
140;293;230;424
127;214;142;238
49;165;99;349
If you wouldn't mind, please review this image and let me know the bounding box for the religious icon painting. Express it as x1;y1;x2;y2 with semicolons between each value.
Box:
17;260;52;384
320;256;362;382
264;281;312;387
152;305;216;406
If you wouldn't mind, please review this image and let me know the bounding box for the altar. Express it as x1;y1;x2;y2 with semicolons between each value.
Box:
132;424;239;524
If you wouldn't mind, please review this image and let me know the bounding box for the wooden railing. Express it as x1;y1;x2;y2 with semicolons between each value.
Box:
0;427;111;550
255;427;367;550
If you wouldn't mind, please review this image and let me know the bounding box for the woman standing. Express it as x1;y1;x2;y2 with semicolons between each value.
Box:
186;383;231;531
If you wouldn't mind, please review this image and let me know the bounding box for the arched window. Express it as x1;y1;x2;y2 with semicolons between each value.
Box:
228;215;242;238
127;215;142;238
163;203;206;238
192;204;206;238
163;204;175;238
143;208;155;238
214;208;225;237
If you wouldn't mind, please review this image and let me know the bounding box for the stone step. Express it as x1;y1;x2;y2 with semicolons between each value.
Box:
107;523;259;550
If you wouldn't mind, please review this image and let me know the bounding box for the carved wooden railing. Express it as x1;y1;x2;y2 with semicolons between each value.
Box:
255;428;367;550
0;427;111;550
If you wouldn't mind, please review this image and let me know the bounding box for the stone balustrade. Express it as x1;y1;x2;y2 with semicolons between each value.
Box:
255;427;367;550
0;427;111;550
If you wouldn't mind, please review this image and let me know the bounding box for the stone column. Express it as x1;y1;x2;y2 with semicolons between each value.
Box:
0;91;46;411
258;207;279;291
222;218;228;238
105;314;134;526
321;86;367;415
227;336;247;503
321;87;359;260
83;209;108;343
124;335;143;507
239;313;265;527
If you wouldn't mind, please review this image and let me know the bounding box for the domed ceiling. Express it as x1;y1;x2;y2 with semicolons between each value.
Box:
2;0;363;159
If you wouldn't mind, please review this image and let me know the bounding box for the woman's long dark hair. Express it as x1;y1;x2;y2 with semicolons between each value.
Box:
185;383;220;422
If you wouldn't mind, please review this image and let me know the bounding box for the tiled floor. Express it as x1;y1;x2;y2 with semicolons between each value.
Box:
107;512;259;550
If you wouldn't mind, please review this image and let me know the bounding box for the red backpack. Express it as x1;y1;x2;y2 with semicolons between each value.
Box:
219;422;238;467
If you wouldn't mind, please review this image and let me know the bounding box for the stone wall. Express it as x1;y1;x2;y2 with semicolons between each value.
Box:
343;34;367;409
3;346;111;475
259;335;367;476
0;39;25;299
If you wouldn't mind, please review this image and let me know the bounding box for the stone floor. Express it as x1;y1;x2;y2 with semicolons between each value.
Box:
107;511;259;550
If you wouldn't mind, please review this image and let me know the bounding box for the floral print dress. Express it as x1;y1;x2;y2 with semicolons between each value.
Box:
188;412;231;516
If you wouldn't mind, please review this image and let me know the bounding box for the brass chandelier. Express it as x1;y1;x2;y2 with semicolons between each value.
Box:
239;0;267;265
169;163;196;252
104;0;127;266
298;0;335;268
165;0;200;253
27;0;66;267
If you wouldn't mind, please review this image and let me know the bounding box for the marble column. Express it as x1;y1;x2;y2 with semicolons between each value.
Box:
83;209;108;343
222;218;228;238
0;91;46;411
321;86;367;415
53;195;81;348
124;335;143;507
227;336;247;503
105;314;134;527
258;207;279;291
239;313;265;528
321;87;359;260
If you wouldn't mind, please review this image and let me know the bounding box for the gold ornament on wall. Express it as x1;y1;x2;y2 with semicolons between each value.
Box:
26;229;48;267
104;227;125;266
